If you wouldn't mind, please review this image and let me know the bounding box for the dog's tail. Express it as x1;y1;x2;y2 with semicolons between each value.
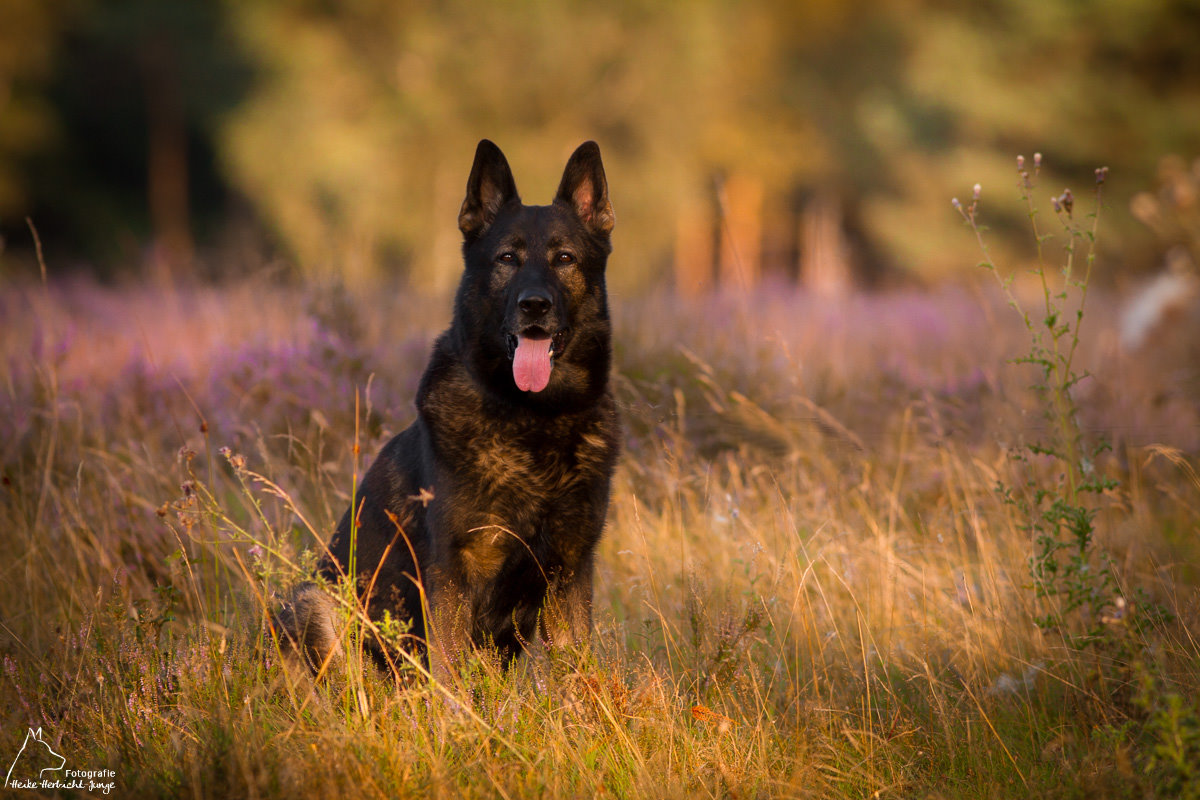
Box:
270;582;343;674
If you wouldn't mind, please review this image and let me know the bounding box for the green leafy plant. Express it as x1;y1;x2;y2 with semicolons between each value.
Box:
1135;663;1200;799
954;155;1119;645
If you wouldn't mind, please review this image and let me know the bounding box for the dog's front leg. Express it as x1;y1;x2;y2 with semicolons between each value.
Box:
539;562;594;654
424;578;471;685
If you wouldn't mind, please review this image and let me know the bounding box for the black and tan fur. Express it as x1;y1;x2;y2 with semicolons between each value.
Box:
277;140;620;679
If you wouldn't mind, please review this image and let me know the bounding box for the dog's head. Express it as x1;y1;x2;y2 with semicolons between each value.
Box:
452;140;615;407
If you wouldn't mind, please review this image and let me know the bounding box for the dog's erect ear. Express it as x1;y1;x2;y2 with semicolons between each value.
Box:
458;139;520;240
554;141;615;236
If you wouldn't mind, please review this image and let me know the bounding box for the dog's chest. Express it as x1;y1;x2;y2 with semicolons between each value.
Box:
478;419;608;491
433;402;617;587
423;374;615;497
444;409;614;509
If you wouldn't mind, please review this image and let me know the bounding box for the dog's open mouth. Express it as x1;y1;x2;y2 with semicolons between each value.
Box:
506;328;567;393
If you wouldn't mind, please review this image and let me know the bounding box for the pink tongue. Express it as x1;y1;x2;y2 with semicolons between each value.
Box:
513;335;553;392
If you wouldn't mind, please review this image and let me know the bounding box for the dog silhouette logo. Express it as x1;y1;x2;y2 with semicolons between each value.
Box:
5;728;65;786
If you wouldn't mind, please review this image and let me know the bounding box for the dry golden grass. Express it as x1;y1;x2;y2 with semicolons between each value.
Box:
1;274;1198;798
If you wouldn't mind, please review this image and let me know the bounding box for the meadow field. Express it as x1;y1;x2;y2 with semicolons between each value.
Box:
2;268;1199;798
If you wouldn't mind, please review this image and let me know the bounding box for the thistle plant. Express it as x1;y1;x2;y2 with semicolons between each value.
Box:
954;155;1119;645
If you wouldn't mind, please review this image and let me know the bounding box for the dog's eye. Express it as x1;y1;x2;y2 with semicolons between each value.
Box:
497;252;517;264
555;252;576;265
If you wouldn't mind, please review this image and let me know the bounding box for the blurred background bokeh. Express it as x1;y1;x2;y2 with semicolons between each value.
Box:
2;0;1199;293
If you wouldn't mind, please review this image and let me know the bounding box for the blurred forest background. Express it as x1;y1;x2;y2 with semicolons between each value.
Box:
2;0;1200;293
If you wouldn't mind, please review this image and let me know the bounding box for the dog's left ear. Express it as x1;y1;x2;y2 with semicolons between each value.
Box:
555;141;615;236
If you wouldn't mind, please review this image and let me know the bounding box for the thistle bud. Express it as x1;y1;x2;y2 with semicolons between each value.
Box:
1095;166;1109;185
1057;188;1074;216
973;183;982;201
1017;155;1025;170
1033;152;1042;169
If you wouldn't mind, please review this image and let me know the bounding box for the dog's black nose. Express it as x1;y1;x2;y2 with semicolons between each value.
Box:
518;290;552;317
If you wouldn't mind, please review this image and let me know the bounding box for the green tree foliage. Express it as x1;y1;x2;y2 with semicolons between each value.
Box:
3;0;1200;284
220;0;820;288
876;0;1200;277
214;0;1200;286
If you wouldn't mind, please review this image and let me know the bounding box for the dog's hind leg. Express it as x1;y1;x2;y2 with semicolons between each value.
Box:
271;582;343;674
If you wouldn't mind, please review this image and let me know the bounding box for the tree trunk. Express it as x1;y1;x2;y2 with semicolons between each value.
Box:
717;173;762;292
142;35;193;283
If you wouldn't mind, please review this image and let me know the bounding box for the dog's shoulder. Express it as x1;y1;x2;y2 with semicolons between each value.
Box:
414;333;485;433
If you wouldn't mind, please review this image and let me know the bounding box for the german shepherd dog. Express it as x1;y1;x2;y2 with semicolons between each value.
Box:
276;140;619;680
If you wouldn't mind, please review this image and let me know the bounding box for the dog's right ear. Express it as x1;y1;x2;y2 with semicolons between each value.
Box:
458;140;520;241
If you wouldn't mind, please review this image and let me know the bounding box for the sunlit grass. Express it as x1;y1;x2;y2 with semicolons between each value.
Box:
1;274;1197;798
